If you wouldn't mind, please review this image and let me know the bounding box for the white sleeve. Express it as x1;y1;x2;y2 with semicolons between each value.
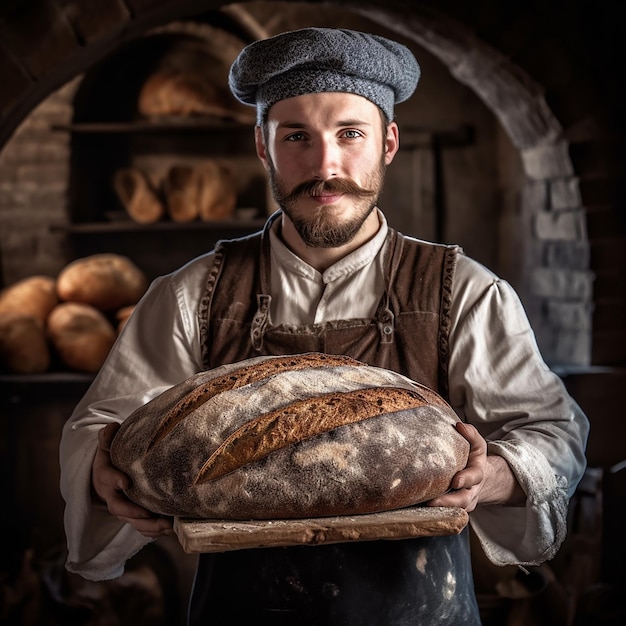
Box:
59;254;212;581
448;255;589;566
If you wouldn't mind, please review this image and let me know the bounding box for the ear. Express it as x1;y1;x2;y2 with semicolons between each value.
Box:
254;125;270;172
384;121;400;165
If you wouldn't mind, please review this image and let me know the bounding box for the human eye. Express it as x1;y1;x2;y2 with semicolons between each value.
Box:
342;129;363;139
285;131;306;142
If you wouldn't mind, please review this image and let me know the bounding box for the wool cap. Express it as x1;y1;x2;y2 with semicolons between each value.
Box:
228;27;420;124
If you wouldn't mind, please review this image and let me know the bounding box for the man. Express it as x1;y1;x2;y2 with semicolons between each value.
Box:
60;28;589;625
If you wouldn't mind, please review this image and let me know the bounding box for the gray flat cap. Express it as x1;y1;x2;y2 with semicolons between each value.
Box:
228;27;420;124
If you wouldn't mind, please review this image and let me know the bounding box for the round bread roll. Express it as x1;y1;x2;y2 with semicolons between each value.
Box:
0;312;50;373
57;254;148;312
115;304;136;334
111;353;469;520
47;302;116;372
0;275;58;325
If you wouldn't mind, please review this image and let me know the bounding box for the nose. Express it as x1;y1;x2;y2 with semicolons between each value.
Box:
310;138;339;179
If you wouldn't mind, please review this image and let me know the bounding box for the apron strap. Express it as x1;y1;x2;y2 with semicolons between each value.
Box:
376;230;405;344
251;211;281;350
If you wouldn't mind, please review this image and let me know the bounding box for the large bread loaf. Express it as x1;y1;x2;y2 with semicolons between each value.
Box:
110;353;469;520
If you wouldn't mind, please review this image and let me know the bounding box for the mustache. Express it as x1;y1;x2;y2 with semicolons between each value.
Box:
286;178;377;202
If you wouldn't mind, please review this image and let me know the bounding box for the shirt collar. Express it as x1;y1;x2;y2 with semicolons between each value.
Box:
268;209;389;283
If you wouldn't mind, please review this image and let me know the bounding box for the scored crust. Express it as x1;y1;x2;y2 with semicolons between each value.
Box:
195;386;430;483
147;352;361;450
111;353;469;519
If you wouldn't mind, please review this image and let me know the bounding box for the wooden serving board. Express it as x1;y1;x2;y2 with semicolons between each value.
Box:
174;506;468;554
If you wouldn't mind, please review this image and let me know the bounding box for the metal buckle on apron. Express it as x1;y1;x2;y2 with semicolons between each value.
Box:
251;293;272;351
378;306;395;344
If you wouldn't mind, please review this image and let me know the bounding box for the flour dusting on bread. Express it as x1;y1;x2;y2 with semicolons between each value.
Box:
110;353;469;519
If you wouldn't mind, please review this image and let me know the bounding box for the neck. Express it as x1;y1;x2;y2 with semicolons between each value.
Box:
279;210;381;273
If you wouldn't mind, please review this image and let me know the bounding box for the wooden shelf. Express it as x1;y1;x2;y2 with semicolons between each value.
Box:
0;372;94;385
51;117;255;134
52;217;266;235
0;371;95;404
52;109;266;280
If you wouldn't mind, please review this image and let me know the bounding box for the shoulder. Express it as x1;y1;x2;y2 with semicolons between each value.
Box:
398;234;501;293
454;252;500;292
152;251;217;291
136;252;219;315
450;252;529;329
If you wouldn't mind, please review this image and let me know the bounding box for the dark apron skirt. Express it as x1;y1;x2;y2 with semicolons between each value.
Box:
188;527;481;626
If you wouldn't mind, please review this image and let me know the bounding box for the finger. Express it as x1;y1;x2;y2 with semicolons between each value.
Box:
427;485;476;509
117;515;174;538
450;465;483;490
455;421;486;452
97;422;120;452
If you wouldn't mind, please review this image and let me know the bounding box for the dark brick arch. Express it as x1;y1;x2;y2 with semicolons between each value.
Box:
0;0;623;365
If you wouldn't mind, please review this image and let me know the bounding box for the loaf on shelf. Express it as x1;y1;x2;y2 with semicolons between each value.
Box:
162;164;200;222
135;32;254;124
113;167;165;224
47;302;116;373
196;161;237;221
164;160;237;222
56;253;148;312
138;71;230;119
0;275;58;325
0;312;51;374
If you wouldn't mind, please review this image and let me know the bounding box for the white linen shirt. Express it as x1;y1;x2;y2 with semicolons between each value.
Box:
60;211;589;581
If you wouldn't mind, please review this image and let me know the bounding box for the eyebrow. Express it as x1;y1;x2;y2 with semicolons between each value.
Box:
277;119;372;129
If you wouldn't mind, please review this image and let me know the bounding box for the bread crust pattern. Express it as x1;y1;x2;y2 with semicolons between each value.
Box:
110;353;469;520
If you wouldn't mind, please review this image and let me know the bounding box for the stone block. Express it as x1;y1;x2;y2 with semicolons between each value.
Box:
14;163;69;187
520;180;548;215
547;300;593;330
552;328;592;366
531;267;594;299
0;164;19;186
534;208;586;241
543;241;590;270
550;176;581;210
0;139;69;164
521;141;574;180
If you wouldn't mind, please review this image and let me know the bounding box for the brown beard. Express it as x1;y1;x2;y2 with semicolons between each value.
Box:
268;158;386;248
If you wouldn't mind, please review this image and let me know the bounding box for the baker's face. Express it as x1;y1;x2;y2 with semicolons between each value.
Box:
255;92;399;248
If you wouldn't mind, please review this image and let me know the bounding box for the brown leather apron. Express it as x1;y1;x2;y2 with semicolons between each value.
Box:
190;216;481;625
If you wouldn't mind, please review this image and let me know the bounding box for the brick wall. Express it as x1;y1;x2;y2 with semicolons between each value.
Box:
0;78;79;283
